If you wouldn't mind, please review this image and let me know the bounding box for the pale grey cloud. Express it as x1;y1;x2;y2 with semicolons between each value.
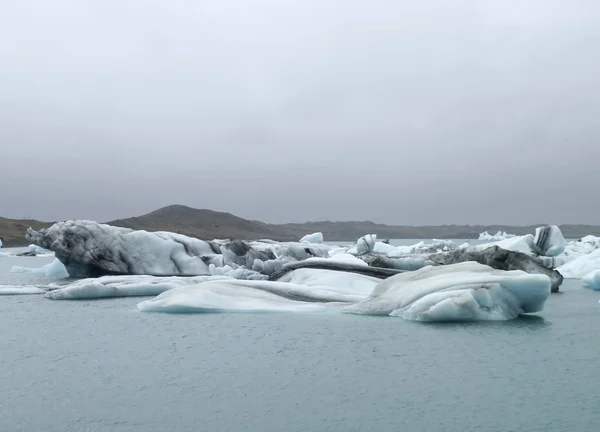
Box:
1;0;599;225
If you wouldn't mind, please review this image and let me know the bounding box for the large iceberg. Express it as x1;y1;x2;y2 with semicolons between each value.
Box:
26;220;327;278
359;245;563;292
25;220;566;292
135;262;550;321
343;262;550;321
478;231;516;241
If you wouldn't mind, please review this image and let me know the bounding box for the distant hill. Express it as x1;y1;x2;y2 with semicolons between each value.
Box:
108;205;298;241
2;204;600;247
0;217;53;247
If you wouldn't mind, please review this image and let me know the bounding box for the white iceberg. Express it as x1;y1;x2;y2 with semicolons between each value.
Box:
343;262;550;321
478;231;516;241
356;234;377;254
0;285;46;295
582;270;600;290
300;232;324;244
137;279;351;313
10;258;69;278
136;262;551;321
45;275;233;300
558;248;600;279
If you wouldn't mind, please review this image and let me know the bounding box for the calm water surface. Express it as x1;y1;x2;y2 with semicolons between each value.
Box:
1;243;599;431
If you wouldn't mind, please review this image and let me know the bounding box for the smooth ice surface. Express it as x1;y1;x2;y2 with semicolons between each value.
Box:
344;262;550;321
275;268;379;300
0;285;45;295
137;280;349;313
300;232;324;244
45;275;232;300
582;270;600;290
11;258;69;278
478;231;515;241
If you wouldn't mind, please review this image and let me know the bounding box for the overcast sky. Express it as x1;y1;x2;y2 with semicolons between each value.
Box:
1;0;599;225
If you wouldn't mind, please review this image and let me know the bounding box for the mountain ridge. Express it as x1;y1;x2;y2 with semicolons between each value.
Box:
2;204;600;247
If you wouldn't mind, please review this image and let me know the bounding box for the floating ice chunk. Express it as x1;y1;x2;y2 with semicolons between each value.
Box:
300;232;324;244
0;285;46;295
373;242;397;254
137;279;349;313
45;275;232;300
582;270;600;290
10;258;69;278
533;225;566;257
343;262;550;321
0;237;2;248
356;234;376;254
558;248;600;278
478;231;516;241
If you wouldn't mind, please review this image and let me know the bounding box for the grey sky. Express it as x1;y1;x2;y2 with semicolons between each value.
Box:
1;0;599;225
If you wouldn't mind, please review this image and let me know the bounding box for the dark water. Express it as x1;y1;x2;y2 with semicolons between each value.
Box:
1;245;600;431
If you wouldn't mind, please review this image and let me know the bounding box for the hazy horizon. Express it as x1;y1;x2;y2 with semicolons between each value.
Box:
2;1;599;225
1;202;599;227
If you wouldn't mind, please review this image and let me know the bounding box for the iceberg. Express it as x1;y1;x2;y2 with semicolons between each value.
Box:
137;262;550;321
533;225;566;257
45;275;233;300
356;234;377;254
10;258;69;278
26;220;333;278
557;248;600;279
0;285;46;295
474;226;566;258
300;232;324;244
582;270;600;290
359;245;563;292
343;262;551;321
137;281;340;314
478;231;516;241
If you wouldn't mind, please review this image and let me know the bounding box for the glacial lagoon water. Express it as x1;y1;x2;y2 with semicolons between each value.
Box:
1;242;600;432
